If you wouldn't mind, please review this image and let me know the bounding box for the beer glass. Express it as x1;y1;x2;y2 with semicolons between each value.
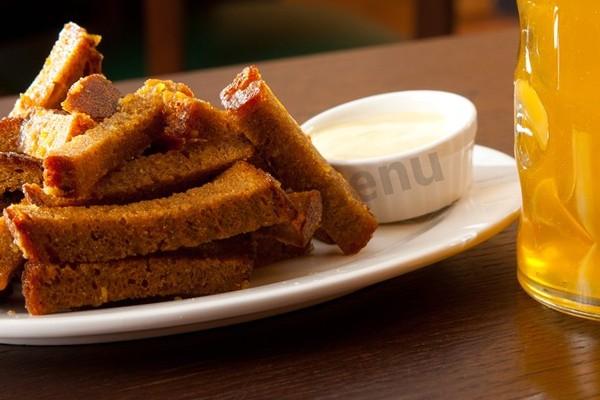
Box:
516;0;600;318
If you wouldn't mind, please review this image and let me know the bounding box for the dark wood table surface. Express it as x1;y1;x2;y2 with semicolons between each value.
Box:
2;29;599;400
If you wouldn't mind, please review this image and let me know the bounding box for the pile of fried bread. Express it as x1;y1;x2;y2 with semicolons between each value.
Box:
0;23;377;315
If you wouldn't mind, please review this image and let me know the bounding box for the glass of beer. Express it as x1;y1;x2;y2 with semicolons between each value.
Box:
515;0;600;318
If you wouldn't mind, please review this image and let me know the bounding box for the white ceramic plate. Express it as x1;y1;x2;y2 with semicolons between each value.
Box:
0;145;520;345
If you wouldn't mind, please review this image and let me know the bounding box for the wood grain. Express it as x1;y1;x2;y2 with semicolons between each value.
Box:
2;30;598;400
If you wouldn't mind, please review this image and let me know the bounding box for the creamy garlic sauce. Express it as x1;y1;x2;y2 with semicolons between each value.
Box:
307;112;448;160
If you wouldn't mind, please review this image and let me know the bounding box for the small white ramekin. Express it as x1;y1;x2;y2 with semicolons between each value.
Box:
302;90;477;223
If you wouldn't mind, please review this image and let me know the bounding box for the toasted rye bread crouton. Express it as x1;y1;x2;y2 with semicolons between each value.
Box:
43;84;164;197
10;22;102;117
220;66;377;254
22;237;254;315
19;108;96;158
23;133;255;206
61;74;121;121
5;162;296;263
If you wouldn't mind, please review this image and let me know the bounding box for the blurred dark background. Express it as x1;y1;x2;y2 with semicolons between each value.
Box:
0;0;517;96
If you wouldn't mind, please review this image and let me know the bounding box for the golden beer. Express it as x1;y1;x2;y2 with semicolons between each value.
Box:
516;0;600;317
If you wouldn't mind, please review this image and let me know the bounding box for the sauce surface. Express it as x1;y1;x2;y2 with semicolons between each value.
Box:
307;112;447;160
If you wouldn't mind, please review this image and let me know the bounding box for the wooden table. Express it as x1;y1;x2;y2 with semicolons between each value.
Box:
2;29;599;400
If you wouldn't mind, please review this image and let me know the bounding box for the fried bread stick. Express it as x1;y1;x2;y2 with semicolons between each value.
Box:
6;162;295;263
10;22;102;117
43;84;164;197
23;133;255;206
23;240;254;315
220;66;377;254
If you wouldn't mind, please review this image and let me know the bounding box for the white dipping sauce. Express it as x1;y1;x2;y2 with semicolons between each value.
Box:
307;112;447;160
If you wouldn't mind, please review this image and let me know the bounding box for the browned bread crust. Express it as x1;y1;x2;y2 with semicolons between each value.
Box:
61;74;121;120
24;133;255;206
43;86;164;197
5;161;296;263
220;66;377;254
23;245;253;315
10;22;102;117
